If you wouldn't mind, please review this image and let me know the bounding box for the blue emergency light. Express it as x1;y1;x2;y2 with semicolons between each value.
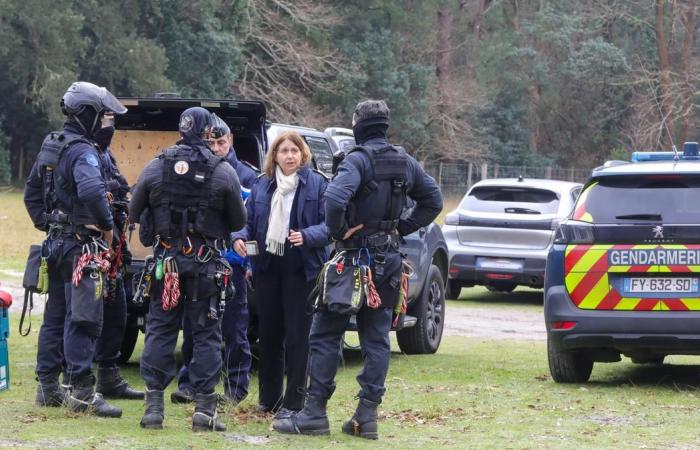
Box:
631;141;700;162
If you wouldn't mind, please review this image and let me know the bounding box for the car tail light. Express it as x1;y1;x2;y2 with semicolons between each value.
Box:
551;321;577;330
444;213;460;226
485;273;514;280
553;221;595;244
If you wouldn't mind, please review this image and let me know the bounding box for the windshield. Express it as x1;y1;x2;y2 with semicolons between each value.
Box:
573;176;700;224
460;186;560;214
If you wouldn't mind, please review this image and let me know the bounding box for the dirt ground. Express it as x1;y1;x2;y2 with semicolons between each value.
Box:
443;303;545;341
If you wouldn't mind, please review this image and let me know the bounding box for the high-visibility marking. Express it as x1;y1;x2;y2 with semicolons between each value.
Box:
565;244;700;311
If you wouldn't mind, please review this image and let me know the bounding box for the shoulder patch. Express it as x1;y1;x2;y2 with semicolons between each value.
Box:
84;153;100;167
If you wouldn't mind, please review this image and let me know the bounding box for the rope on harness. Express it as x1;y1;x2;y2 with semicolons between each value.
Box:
108;230;127;279
361;265;382;309
162;257;181;311
392;269;409;328
71;250;111;287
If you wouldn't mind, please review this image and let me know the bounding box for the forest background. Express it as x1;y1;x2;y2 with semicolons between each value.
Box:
0;0;697;184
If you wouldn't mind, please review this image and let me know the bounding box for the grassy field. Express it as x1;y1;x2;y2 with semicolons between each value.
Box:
4;312;700;449
0;190;44;276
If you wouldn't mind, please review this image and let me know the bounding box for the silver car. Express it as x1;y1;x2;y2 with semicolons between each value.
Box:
443;178;582;299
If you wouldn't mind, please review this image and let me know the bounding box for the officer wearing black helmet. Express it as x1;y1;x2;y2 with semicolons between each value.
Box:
274;100;442;439
24;81;127;417
172;113;256;405
130;107;247;432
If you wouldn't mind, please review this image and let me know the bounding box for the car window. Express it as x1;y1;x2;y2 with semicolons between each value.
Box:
337;138;355;151
304;136;334;175
460;186;560;214
573;176;700;224
571;187;582;203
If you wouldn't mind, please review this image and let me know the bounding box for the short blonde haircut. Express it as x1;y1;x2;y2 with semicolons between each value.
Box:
263;131;312;178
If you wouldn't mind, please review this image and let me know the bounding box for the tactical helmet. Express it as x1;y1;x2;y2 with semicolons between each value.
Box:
179;107;213;142
60;82;127;117
210;113;231;138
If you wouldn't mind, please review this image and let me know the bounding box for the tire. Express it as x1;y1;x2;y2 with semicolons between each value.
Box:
547;337;593;383
397;265;445;354
447;281;462;300
485;282;517;293
118;325;140;364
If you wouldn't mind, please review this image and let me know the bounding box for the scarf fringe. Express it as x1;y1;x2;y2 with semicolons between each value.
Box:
266;240;285;256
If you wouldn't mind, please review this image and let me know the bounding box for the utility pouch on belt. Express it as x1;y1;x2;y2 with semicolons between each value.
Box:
20;244;45;336
317;251;364;315
70;258;104;337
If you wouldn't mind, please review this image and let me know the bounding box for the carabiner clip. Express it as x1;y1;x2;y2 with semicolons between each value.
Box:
182;236;194;256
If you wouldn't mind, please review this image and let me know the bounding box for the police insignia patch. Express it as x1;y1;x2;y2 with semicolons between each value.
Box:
179;115;193;133
85;153;99;167
174;160;190;175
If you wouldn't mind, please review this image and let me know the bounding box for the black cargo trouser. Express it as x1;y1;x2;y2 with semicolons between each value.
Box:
140;251;223;394
36;237;102;384
307;249;401;404
94;274;127;367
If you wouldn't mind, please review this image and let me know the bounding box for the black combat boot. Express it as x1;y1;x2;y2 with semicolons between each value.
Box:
35;374;66;407
96;366;145;400
170;387;195;404
192;392;226;432
65;374;122;418
273;396;330;436
341;398;379;440
140;389;164;429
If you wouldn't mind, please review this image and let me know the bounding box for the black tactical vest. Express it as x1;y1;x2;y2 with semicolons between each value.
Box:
36;131;97;226
153;145;226;242
347;144;408;234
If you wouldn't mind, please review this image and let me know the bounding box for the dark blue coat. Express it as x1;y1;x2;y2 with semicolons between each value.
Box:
232;165;329;282
25;123;113;231
225;147;257;190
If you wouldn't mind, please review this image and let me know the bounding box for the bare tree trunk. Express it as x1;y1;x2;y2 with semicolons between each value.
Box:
436;7;454;112
679;3;696;143
655;0;674;147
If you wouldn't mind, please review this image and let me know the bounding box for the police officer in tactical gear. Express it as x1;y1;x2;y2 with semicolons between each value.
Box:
92;112;144;400
24;81;127;417
274;100;442;439
130;107;247;432
173;113;256;405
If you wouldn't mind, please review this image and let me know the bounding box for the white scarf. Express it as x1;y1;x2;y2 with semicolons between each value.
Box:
266;166;299;255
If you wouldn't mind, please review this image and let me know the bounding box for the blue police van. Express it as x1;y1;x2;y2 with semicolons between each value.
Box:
545;142;700;382
112;97;449;361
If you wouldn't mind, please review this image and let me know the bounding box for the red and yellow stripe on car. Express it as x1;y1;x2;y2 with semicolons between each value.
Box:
564;244;700;311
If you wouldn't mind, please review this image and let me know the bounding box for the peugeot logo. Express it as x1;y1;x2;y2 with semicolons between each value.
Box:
653;225;664;239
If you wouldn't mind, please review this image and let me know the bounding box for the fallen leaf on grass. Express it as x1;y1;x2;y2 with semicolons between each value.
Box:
380;407;466;426
226;405;273;425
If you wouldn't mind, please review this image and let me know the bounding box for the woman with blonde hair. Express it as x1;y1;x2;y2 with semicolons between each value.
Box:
232;131;329;418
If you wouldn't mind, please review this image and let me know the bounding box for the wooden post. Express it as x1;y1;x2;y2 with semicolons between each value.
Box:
569;166;575;182
438;162;443;188
481;162;488;180
545;166;552;179
494;163;499;178
467;162;473;188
